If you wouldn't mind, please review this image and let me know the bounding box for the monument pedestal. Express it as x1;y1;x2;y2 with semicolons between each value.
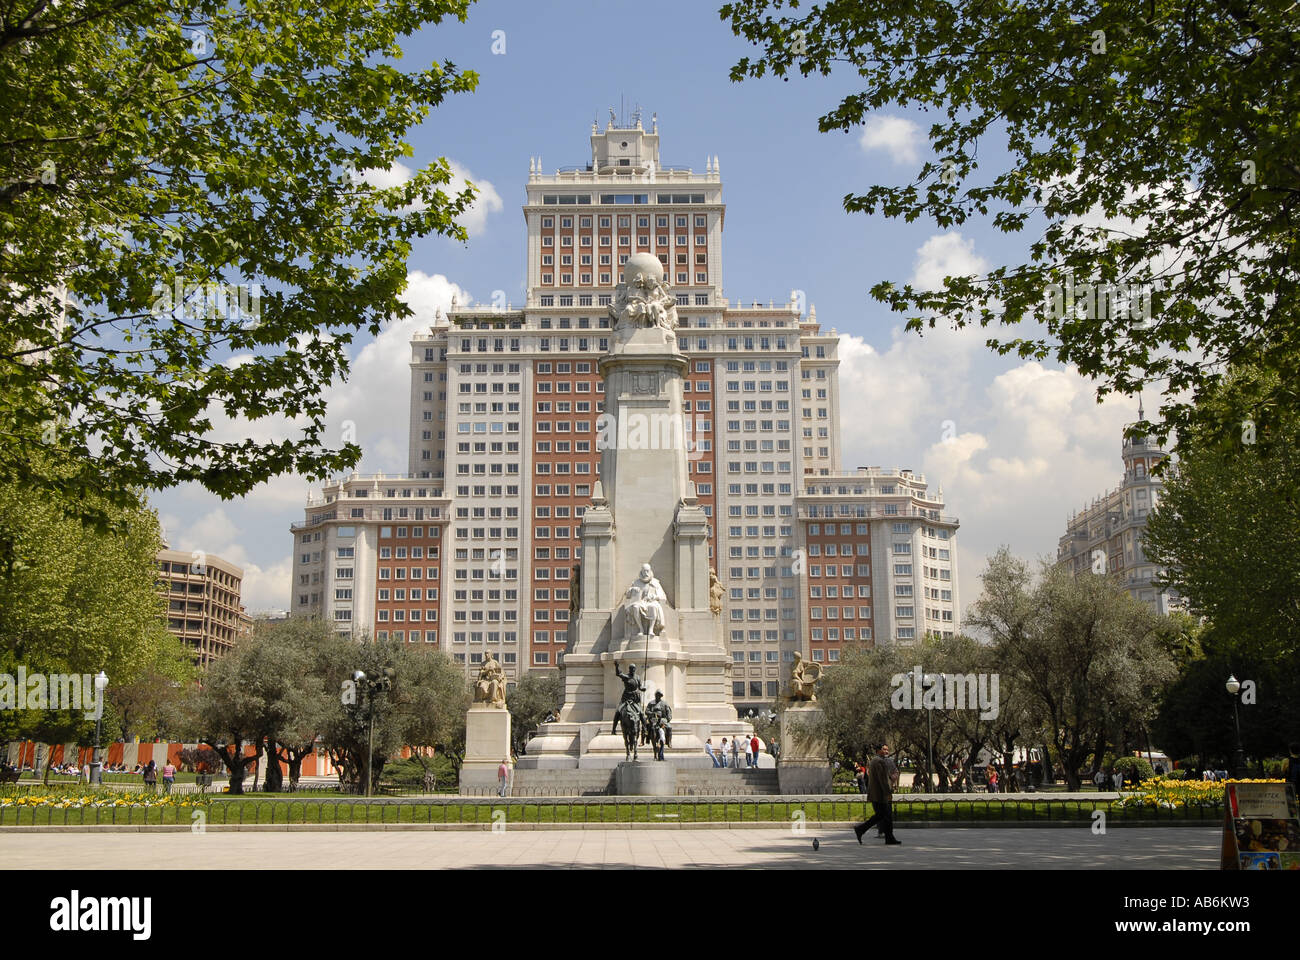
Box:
778;702;832;795
459;706;512;795
615;761;676;796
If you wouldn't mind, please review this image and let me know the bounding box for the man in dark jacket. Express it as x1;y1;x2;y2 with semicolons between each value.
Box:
854;744;902;845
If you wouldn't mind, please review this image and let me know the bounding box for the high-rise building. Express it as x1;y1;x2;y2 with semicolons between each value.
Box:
1056;407;1181;615
156;549;251;667
290;115;960;714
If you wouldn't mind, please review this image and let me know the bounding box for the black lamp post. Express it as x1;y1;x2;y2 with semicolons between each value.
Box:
1225;675;1246;780
355;666;395;797
90;671;108;785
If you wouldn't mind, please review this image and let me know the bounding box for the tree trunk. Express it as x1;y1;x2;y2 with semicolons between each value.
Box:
287;754;304;788
262;742;284;793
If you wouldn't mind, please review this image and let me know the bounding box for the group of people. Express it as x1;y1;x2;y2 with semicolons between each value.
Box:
704;735;762;769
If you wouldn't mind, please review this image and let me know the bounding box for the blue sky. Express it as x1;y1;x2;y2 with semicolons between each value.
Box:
153;0;1144;614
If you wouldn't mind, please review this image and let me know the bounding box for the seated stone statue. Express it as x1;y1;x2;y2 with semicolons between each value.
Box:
789;651;822;701
473;651;507;707
622;563;667;638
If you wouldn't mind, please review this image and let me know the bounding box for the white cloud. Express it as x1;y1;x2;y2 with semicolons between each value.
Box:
858;114;922;166
910;232;989;291
835;250;1138;621
363;159;503;237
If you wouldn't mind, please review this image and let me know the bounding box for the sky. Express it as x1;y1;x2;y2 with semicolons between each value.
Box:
152;0;1144;617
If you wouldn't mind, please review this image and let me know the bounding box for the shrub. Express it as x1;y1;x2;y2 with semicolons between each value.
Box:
1114;756;1154;783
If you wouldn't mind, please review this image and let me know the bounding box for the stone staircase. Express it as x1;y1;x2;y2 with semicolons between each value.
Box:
675;768;779;796
500;765;780;797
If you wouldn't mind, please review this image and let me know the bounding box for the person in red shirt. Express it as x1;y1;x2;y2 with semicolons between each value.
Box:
750;735;760;767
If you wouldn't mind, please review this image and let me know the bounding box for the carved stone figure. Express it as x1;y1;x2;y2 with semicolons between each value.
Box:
569;561;581;619
474;650;507;708
622;563;667;638
788;651;822;702
708;568;724;617
608;253;678;337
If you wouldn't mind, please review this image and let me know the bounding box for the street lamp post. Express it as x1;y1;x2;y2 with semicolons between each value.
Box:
1225;675;1246;780
355;666;396;797
90;671;108;785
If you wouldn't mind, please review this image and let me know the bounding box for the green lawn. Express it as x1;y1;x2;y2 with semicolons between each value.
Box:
0;795;1222;827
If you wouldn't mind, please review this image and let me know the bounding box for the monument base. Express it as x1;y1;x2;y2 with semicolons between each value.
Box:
460;706;511;796
778;701;831;795
516;719;757;772
778;761;833;795
615;760;677;796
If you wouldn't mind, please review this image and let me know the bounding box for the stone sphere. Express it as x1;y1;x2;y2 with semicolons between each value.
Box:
622;252;663;284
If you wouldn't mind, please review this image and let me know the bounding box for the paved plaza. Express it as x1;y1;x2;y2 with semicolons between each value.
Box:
0;827;1219;869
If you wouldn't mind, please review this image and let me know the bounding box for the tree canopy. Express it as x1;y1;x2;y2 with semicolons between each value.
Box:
1;1;479;523
721;1;1300;446
1143;367;1300;662
0;465;189;749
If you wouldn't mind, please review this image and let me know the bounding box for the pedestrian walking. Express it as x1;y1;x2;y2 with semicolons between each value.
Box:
142;760;157;793
750;734;760;768
985;764;998;794
855;762;867;794
1093;768;1107;791
720;738;729;768
730;735;741;769
497;757;510;798
162;758;176;795
853;744;901;845
1284;743;1300;796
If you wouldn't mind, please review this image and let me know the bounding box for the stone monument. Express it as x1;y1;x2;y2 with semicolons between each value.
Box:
460;650;513;794
777;653;832;794
516;253;753;788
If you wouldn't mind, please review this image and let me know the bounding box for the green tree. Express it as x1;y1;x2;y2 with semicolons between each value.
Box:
1;1;479;523
1144;369;1300;663
507;672;563;756
968;550;1177;789
721;1;1300;446
1150;636;1298;770
316;634;468;791
0;470;185;766
391;647;469;784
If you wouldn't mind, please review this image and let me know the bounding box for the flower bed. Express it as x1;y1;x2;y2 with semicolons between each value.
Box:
1112;777;1282;810
0;789;211;810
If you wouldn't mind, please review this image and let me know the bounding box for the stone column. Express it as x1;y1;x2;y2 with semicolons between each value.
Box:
778;702;833;794
459;706;512;795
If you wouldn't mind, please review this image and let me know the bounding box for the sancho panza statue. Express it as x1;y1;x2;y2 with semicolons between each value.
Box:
622;563;667;638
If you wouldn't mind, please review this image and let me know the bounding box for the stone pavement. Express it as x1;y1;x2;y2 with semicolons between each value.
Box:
0;827;1219;869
